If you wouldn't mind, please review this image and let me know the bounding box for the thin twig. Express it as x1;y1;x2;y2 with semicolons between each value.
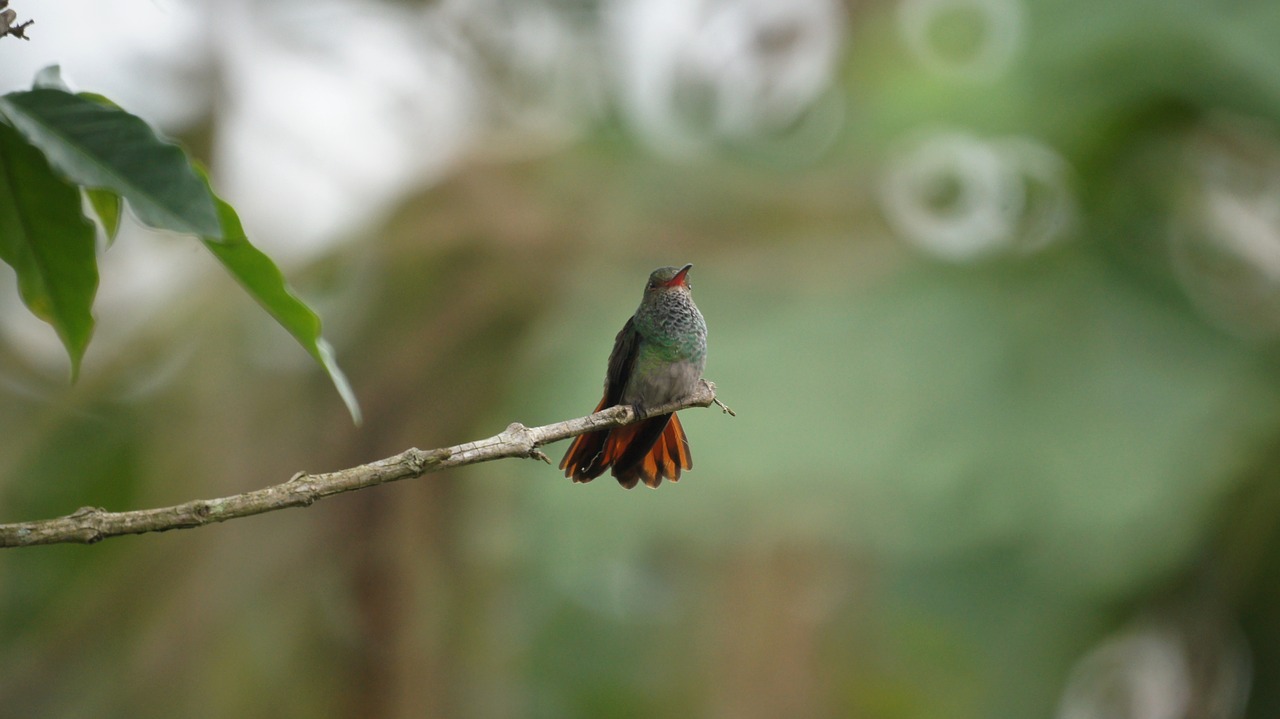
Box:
713;397;736;416
0;380;727;548
0;2;33;40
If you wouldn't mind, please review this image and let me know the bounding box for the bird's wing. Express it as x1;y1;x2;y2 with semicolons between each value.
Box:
602;315;640;407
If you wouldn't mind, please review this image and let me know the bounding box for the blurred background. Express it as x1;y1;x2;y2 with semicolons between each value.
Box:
3;0;1280;717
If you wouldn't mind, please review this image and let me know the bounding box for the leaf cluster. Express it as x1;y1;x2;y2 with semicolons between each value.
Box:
0;67;359;422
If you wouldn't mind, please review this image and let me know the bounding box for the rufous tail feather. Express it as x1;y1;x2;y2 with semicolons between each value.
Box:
561;407;693;489
611;413;692;489
560;397;610;482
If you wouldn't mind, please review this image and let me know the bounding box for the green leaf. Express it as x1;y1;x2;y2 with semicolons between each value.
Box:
84;188;122;244
0;123;98;380
197;171;362;424
0;89;222;240
77;92;119;109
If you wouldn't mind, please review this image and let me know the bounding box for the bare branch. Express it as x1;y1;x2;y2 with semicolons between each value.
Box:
0;380;727;548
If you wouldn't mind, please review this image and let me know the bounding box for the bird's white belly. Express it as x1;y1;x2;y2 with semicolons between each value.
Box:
622;358;705;409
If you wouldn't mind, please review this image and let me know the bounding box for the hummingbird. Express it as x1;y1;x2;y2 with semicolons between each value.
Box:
560;264;708;489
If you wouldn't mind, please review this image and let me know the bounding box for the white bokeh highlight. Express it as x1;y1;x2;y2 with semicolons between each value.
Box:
211;0;478;261
898;0;1026;82
608;0;845;158
1161;116;1280;340
880;130;1075;261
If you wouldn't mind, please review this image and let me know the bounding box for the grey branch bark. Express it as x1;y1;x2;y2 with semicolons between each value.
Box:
0;380;730;548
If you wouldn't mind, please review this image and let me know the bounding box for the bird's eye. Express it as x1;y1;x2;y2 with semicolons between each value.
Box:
647;282;657;289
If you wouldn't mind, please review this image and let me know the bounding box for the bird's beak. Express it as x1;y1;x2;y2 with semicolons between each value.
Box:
667;263;693;287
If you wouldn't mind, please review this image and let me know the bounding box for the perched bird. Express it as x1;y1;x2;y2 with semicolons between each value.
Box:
560;264;708;488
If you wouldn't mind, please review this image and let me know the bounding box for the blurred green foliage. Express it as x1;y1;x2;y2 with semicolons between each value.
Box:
6;0;1280;718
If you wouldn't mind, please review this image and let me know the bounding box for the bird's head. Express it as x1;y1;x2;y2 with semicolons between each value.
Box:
644;264;693;296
